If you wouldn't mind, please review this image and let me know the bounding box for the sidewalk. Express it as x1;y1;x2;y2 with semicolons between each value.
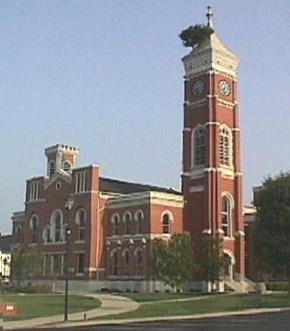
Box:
4;294;139;330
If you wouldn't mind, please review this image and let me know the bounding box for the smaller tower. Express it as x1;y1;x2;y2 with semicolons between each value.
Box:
45;144;80;177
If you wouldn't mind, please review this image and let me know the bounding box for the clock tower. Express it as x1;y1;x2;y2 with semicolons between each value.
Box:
182;7;245;279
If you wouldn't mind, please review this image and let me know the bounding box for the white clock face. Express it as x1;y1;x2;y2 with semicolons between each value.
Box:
218;80;231;96
192;80;205;96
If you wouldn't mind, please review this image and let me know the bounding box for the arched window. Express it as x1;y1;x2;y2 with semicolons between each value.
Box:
14;224;22;236
161;211;173;234
75;208;86;241
48;161;55;176
62;161;71;173
50;210;63;242
193;126;206;167
123;212;132;235
111;213;120;236
134;210;145;234
221;194;234;237
219;125;233;167
29;215;39;243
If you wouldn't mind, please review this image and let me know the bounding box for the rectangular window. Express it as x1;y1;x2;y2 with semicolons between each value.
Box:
28;181;39;202
42;255;50;276
75;171;88;193
76;253;85;274
52;254;62;275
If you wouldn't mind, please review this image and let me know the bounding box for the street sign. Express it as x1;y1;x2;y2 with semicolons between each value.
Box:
0;303;17;317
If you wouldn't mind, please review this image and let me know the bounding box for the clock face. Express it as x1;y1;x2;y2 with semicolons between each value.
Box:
192;80;205;96
218;80;231;96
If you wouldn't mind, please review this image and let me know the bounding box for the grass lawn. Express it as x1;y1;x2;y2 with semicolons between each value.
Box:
118;292;202;302
1;294;101;321
99;292;290;320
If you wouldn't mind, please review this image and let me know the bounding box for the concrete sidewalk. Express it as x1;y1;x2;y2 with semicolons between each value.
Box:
4;294;139;330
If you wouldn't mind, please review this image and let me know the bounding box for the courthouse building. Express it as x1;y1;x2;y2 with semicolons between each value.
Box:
12;8;249;292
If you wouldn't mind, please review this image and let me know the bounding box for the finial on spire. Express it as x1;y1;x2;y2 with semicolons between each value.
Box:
206;6;213;28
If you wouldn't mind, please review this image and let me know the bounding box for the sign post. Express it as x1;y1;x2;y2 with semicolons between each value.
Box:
0;303;17;329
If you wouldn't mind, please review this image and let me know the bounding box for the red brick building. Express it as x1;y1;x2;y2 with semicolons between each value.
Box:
181;7;244;287
12;8;247;292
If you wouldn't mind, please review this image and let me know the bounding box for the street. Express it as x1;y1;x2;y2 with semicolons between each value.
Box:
17;311;290;331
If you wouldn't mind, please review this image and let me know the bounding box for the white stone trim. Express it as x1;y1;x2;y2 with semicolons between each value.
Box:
221;167;235;179
149;233;171;240
222;191;235;209
217;99;235;109
223;249;236;265
74;250;86;254
234;172;243;177
186;100;207;108
235;230;245;237
122;211;133;223
106;234;148;242
185;167;205;179
110;212;120;224
204;167;218;173
182;33;239;79
134;209;144;221
216;228;224;235
202;228;212;235
204;121;220;126
160;210;174;223
107;191;183;209
189;185;204;193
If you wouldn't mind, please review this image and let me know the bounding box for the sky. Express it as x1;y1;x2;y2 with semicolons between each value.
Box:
0;0;289;234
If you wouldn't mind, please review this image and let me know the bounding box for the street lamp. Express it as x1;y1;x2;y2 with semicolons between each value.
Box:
64;195;74;322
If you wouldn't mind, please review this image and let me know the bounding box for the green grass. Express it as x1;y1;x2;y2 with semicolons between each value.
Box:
1;294;101;321
98;292;290;320
118;292;202;302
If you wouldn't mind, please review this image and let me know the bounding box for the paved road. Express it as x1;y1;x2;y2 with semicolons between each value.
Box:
16;311;290;331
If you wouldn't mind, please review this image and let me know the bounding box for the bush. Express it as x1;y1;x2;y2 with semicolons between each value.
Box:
7;284;52;294
266;282;289;291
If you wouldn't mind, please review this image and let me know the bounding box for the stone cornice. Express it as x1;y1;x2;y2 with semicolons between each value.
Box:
107;191;183;209
182;33;239;79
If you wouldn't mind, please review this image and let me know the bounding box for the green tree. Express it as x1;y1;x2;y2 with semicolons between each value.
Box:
199;236;227;283
254;172;290;294
150;233;195;291
11;248;43;286
179;24;214;48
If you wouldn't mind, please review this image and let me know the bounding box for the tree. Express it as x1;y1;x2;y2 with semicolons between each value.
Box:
150;233;195;291
11;248;43;286
179;24;214;48
254;172;290;294
199;236;228;283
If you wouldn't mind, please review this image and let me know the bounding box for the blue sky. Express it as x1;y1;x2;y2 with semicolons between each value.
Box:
0;0;289;234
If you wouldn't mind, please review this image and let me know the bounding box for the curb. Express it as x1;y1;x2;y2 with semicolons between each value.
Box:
21;307;290;330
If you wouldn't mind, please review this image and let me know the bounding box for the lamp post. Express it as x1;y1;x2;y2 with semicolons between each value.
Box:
64;195;74;322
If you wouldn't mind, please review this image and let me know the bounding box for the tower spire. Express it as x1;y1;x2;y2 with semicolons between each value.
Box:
206;6;213;28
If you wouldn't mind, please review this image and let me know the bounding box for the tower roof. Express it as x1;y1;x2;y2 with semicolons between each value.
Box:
182;7;239;79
